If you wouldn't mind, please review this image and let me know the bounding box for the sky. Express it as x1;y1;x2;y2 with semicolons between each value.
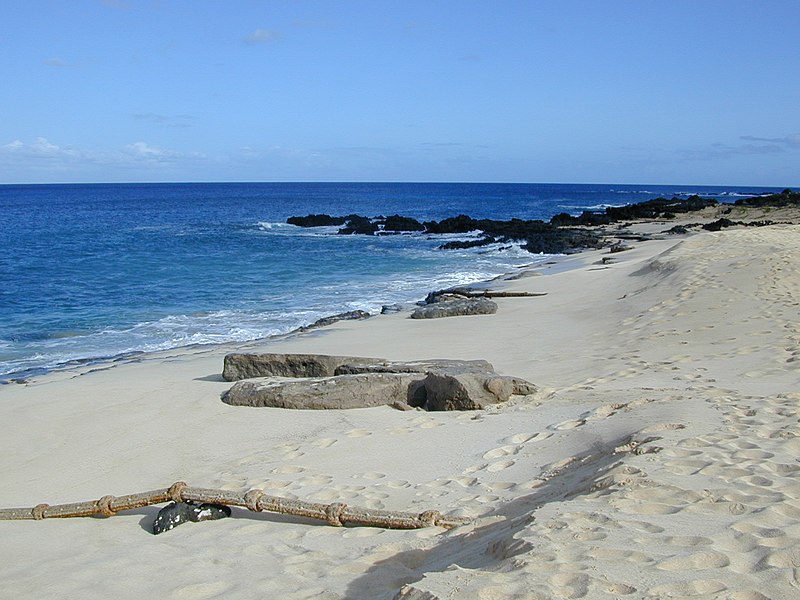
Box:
1;1;798;185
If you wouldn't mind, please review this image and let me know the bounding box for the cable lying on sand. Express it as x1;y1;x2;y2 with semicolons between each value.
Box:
0;481;472;530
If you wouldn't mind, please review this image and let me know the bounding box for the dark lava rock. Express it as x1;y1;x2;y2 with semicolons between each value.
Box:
702;218;740;231
438;236;497;250
381;304;404;314
734;189;799;208
609;243;633;253
664;224;691;234
605;195;718;220
423;214;479;234
550;211;613;226
287;214;347;227
152;501;231;535
521;230;602;254
339;215;379;235
383;215;425;232
550;196;719;226
300;310;371;331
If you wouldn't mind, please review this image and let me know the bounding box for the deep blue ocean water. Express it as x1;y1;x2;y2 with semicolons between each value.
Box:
0;182;781;380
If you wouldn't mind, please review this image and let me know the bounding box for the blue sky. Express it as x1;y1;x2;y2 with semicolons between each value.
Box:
1;1;798;185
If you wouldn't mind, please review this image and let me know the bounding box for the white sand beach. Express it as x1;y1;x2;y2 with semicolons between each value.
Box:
1;223;799;599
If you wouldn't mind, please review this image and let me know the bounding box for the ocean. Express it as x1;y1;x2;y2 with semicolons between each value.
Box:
0;181;780;381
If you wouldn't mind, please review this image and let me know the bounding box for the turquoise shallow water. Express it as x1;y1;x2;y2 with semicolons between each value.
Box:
0;182;780;379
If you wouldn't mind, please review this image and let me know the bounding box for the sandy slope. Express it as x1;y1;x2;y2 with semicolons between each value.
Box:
1;225;798;599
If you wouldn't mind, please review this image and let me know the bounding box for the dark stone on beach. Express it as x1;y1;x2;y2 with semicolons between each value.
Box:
410;297;497;319
152;501;231;535
702;218;739;231
664;224;691;234
393;585;442;600
609;243;632;253
381;304;404;314
223;353;382;381
520;230;604;254
300;310;371;331
287;214;347;227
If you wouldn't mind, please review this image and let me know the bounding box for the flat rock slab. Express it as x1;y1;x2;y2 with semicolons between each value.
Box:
410;298;497;319
222;353;384;381
222;372;424;410
221;354;536;411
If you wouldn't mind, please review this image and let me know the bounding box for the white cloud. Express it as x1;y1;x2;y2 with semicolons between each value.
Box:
0;137;207;181
1;137;76;158
44;57;68;67
245;29;280;44
2;140;24;151
127;141;168;158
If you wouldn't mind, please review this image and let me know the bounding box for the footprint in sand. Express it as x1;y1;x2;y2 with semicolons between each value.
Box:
486;481;516;493
310;438;337;448
271;465;305;474
451;476;478;488
385;480;411;489
482;445;519;460
504;431;552;444
345;429;371;438
487;459;515;472
352;472;386;481
297;474;333;486
657;551;731;571
592;402;628;418
662;535;713;547
262;480;292;490
550;419;586;431
170;581;232;599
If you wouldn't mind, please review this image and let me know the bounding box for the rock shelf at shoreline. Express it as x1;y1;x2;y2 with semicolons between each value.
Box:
287;189;800;254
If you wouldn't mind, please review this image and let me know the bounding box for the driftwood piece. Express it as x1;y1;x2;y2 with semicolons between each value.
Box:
453;290;547;298
432;288;547;299
0;481;471;530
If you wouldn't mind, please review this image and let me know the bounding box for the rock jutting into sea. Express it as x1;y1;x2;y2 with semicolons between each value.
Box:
286;212;606;254
286;191;800;256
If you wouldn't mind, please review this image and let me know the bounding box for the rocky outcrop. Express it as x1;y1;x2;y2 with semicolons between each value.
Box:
222;353;383;381
298;310;371;332
222;372;423;409
285;212;602;253
423;368;536;411
286;214;347;227
410;297;497;319
221;354;536;411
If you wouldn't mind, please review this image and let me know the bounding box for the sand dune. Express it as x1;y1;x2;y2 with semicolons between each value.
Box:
1;225;799;599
